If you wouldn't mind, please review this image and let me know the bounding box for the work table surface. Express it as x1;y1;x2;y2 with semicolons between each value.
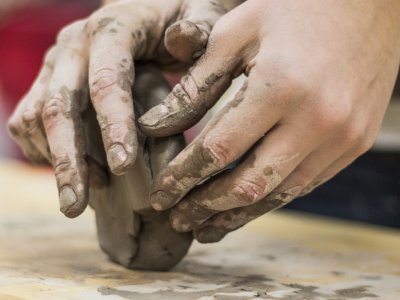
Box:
1;159;399;300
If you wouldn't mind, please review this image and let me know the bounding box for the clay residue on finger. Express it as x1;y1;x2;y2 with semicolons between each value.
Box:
170;194;218;232
139;70;228;133
96;110;137;175
117;58;134;95
44;85;89;217
138;57;234;136
91;17;116;36
194;185;301;243
150;139;221;210
149;81;251;201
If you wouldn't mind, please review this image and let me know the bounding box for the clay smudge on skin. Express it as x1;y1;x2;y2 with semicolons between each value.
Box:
44;86;89;217
139;65;233;134
151;140;220;209
96;114;136;155
194;185;301;243
228;80;248;108
167;142;286;230
90;61;134;100
131;30;147;58
150;81;251;208
92;17;115;36
117;61;135;96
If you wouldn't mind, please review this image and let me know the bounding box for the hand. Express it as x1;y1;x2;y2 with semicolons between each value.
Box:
138;0;400;242
7;0;240;218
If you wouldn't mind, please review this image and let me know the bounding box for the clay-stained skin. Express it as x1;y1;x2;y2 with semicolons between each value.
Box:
169;155;284;233
91;17;115;36
88;64;193;271
149;80;251;211
194;186;302;243
7;0;245;222
43;86;88;217
138;67;233;137
137;0;400;246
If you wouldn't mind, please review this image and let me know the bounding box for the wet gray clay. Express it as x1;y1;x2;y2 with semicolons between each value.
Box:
84;64;193;271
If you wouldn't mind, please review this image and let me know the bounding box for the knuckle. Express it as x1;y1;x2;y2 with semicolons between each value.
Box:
232;177;266;204
90;68;118;97
312;100;352;132
56;24;77;44
87;10;118;36
21;109;40;133
202;138;236;168
170;82;194;107
97;114;135;143
7;117;22;138
250;65;308;109
42;96;67;121
53;155;73;176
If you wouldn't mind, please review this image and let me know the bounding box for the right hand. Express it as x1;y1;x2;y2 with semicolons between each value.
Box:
138;0;400;242
7;0;239;218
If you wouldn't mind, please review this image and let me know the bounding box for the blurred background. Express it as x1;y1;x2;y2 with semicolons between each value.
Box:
0;0;399;228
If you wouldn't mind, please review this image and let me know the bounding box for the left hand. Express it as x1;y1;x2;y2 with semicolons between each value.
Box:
138;0;400;243
7;0;239;218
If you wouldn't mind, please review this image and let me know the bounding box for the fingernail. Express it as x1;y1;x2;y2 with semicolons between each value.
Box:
138;105;169;127
171;212;193;232
59;186;78;217
151;191;174;211
107;144;128;174
195;226;226;243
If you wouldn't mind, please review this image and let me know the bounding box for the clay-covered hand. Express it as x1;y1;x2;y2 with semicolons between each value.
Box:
7;0;240;218
139;0;400;242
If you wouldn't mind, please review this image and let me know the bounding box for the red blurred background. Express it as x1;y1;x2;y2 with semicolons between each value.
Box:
0;0;98;158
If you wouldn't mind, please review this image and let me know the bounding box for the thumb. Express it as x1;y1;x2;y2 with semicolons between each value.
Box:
164;0;238;63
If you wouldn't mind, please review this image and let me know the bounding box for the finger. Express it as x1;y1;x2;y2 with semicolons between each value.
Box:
194;192;290;243
193;136;353;243
170;121;318;232
7;47;58;163
138;18;251;137
165;0;229;62
88;16;139;175
150;78;294;211
42;45;89;218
